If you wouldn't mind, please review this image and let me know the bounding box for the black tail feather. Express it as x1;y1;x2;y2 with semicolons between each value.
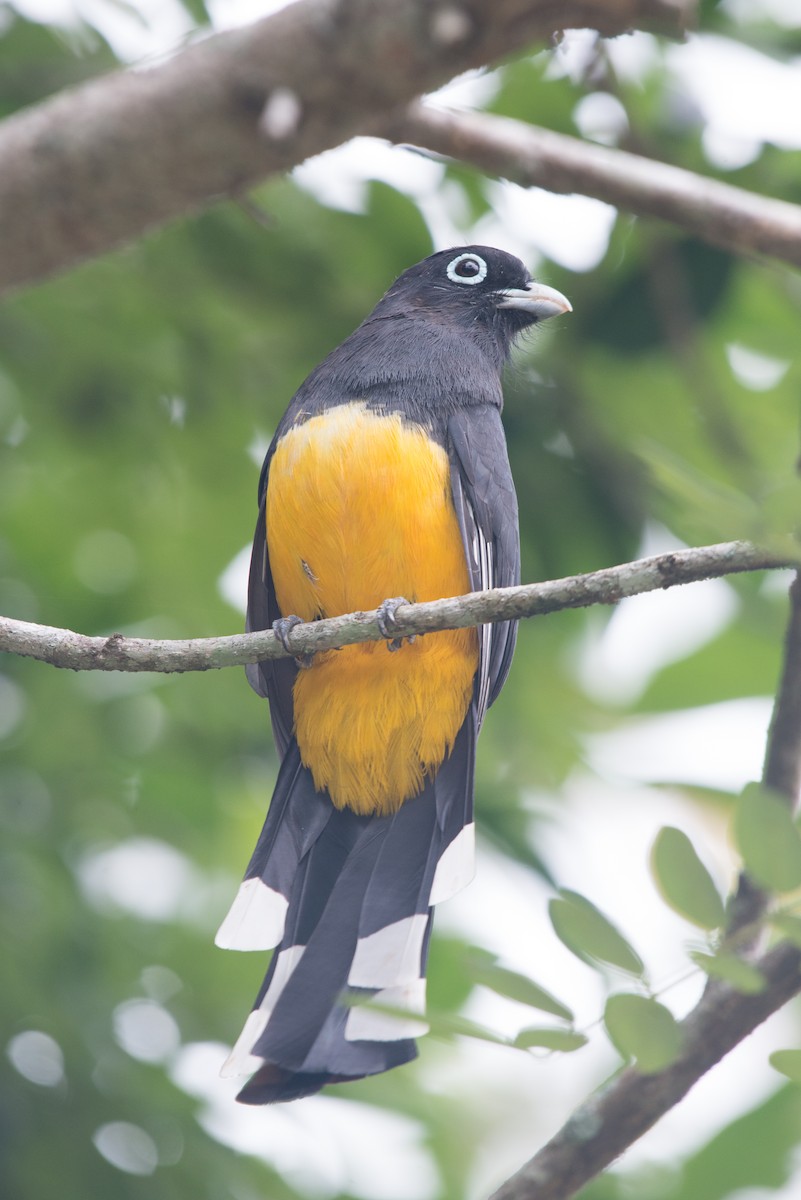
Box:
219;717;475;1103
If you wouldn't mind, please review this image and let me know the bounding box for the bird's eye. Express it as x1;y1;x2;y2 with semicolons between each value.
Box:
446;253;488;285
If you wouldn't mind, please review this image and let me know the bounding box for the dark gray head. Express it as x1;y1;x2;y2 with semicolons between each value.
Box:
371;245;571;360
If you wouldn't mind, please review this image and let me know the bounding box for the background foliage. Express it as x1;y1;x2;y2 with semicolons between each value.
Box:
2;2;801;1198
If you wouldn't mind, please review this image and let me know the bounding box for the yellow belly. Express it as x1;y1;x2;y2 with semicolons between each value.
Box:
266;402;478;814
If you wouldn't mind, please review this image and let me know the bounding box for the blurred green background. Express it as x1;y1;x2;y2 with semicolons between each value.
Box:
3;2;801;1198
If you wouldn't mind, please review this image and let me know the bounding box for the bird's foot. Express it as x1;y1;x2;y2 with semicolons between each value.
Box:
376;596;415;652
273;615;314;669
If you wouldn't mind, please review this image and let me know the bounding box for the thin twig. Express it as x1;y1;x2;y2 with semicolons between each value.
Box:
0;540;791;673
390;105;801;271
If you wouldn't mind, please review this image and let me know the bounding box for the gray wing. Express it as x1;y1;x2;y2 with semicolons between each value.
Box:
245;488;298;762
448;405;521;727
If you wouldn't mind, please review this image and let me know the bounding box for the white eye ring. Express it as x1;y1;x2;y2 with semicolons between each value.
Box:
446;253;488;285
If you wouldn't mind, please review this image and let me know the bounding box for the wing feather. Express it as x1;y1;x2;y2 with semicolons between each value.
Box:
245;490;297;761
448;406;520;725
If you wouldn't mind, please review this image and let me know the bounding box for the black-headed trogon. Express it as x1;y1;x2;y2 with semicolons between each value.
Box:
215;246;571;1103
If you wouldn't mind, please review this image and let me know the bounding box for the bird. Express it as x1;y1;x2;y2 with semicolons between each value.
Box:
214;245;571;1103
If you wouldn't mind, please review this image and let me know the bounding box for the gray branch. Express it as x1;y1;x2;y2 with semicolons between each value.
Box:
0;540;791;673
763;573;801;802
489;940;801;1200
0;0;690;294
488;571;801;1200
390;104;801;270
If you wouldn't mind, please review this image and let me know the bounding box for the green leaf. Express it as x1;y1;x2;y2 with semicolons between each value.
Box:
677;1077;801;1197
603;994;682;1073
422;1010;512;1048
342;997;511;1047
734;782;801;892
770;1050;801;1083
470;960;573;1021
176;0;210;25
691;951;767;994
650;826;726;929
549;889;645;976
771;913;801;949
427;936;477;1013
513;1027;588;1052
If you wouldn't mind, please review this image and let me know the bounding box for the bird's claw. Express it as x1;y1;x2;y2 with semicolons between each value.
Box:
376;596;416;652
273;615;314;668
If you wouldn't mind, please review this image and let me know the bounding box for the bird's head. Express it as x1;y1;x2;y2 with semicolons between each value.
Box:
376;245;571;355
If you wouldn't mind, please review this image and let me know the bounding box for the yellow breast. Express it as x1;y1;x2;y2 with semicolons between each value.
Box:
266;402;478;814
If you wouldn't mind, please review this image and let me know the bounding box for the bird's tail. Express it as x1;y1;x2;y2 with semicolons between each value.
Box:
215;717;476;1104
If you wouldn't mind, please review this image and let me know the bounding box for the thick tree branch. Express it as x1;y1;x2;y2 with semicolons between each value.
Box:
0;0;690;294
389;105;801;270
488;570;801;1200
0;541;791;673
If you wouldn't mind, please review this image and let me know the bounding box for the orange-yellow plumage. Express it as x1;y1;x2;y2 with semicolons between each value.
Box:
266;401;478;815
